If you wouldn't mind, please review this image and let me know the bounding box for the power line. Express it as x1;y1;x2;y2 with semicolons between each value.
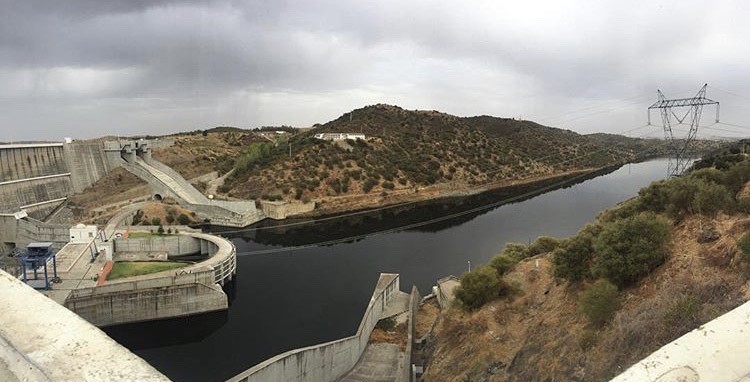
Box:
528;92;653;123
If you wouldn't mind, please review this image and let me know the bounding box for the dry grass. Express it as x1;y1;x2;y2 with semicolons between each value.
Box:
423;212;750;382
369;322;408;351
416;298;441;339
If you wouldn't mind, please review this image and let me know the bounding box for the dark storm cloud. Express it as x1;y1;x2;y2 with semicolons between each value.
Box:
0;0;749;140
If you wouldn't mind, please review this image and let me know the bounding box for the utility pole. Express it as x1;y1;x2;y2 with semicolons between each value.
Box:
648;84;720;176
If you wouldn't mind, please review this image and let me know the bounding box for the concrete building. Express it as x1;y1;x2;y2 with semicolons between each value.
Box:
313;133;366;141
69;223;98;244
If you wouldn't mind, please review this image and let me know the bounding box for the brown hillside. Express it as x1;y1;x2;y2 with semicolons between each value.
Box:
422;213;750;382
217;105;663;213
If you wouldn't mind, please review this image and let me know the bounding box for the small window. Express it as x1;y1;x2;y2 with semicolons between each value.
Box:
88;232;93;238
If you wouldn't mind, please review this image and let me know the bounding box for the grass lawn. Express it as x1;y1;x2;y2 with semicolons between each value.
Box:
107;261;188;280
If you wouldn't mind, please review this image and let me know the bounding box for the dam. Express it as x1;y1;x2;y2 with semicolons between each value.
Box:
0;139;265;258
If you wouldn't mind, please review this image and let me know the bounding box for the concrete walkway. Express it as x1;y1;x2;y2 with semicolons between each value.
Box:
339;290;411;382
0;270;169;381
339;343;403;382
382;291;410;319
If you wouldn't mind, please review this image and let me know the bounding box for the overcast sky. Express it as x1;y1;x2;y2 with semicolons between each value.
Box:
1;0;749;141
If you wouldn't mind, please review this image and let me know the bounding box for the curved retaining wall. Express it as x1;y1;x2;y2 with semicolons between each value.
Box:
229;273;401;382
68;210;238;326
65;270;227;327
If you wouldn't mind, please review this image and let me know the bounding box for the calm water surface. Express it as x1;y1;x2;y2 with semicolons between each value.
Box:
106;159;670;381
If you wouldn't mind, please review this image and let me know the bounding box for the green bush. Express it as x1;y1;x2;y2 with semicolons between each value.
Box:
692;180;734;216
527;236;560;256
593;212;671;287
362;178;378;193
455;266;508;310
501;243;530;260
488;254;517;276
580;279;619;326
737;232;750;261
553;232;594;282
724;160;750;193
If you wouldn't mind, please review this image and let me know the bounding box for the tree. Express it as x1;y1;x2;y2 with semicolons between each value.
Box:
553;233;594;282
593;213;671;287
580;279;619;326
692;180;734;217
489;254;517;276
454;266;508;310
528;236;560;256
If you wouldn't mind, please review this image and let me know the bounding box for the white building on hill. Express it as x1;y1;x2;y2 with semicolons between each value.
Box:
313;133;366;141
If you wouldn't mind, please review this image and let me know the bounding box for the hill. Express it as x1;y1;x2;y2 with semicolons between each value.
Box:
419;147;750;381
206;104;663;214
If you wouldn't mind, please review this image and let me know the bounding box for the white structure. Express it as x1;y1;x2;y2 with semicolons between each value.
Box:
611;298;750;382
314;133;366;141
69;223;98;244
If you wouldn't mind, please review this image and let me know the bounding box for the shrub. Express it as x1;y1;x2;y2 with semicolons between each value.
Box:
454;266;508;310
375;316;396;331
662;296;701;332
501;243;530;260
724;160;750;193
151;217;161;226
593;212;671;287
362;178;378;193
382;181;395;190
553;232;594;282
528;236;560;256
177;213;191;225
737;232;750;261
488;254;517;276
580;279;619;326
692;180;734;216
157;225;165;234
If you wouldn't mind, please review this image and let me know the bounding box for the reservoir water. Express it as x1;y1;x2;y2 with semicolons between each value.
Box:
106;158;670;381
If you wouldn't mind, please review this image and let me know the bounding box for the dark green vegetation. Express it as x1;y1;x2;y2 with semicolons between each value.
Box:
580;279;619;326
456;237;560;310
737;232;750;261
456;148;750;316
221;104;663;201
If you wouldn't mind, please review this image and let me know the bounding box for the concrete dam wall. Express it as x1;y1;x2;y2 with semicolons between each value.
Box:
0;141;113;219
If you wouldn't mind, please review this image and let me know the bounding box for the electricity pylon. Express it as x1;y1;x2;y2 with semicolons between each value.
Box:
648;84;720;176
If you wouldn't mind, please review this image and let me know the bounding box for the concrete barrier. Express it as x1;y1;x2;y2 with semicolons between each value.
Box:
114;235;203;256
403;286;420;382
65;269;228;327
0;269;169;381
260;200;316;219
228;274;401;382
